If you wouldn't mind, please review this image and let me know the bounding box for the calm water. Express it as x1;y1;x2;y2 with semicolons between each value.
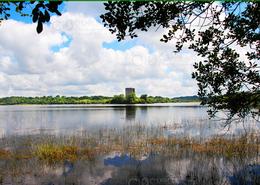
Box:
0;103;259;185
0;103;258;137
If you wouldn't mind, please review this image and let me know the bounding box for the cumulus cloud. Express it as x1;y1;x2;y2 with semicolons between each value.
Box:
0;7;198;97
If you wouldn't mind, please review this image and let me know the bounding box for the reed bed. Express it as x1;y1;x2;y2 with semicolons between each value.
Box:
0;124;259;163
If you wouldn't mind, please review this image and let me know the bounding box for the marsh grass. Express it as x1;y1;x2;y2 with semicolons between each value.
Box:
0;124;259;185
34;144;78;163
0;124;259;163
191;135;260;159
0;148;11;159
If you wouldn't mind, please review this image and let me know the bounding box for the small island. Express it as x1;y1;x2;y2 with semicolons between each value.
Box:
0;88;200;105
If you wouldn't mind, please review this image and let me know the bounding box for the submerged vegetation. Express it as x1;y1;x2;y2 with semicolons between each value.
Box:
0;124;259;184
32;134;259;162
0;124;259;163
0;95;200;105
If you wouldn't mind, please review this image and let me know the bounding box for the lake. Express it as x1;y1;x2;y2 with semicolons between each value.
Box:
0;103;258;137
0;103;259;185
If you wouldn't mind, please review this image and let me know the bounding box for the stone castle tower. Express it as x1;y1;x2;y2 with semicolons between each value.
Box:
125;88;135;97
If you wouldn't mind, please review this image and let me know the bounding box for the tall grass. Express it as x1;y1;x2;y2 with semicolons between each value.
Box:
0;124;258;162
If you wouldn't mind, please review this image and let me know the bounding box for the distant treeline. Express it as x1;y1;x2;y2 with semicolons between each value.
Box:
0;94;200;105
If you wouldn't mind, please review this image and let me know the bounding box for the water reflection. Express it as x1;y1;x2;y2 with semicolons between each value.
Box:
0;104;259;138
0;104;259;184
125;106;137;121
103;154;173;185
229;165;260;185
104;154;152;167
0;152;259;185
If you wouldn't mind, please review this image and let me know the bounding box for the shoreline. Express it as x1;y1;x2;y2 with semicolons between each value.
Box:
0;101;202;106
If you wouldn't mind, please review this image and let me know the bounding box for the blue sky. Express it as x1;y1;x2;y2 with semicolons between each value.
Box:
7;2;150;53
8;2;66;23
0;2;198;97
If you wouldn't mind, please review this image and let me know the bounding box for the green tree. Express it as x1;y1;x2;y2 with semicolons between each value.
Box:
111;94;126;104
126;92;137;104
140;94;148;103
100;2;260;123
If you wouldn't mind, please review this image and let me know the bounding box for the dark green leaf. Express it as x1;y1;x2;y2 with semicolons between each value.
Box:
32;12;38;23
36;21;43;34
44;10;50;22
55;10;62;16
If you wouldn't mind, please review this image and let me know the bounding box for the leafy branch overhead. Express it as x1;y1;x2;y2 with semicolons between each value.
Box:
0;1;62;33
100;2;260;122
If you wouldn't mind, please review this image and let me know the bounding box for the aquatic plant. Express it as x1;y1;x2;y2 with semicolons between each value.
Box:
0;148;11;159
0;124;259;166
34;144;78;164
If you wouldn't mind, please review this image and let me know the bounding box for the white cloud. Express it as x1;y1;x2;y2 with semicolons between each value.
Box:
65;2;105;19
0;9;198;97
